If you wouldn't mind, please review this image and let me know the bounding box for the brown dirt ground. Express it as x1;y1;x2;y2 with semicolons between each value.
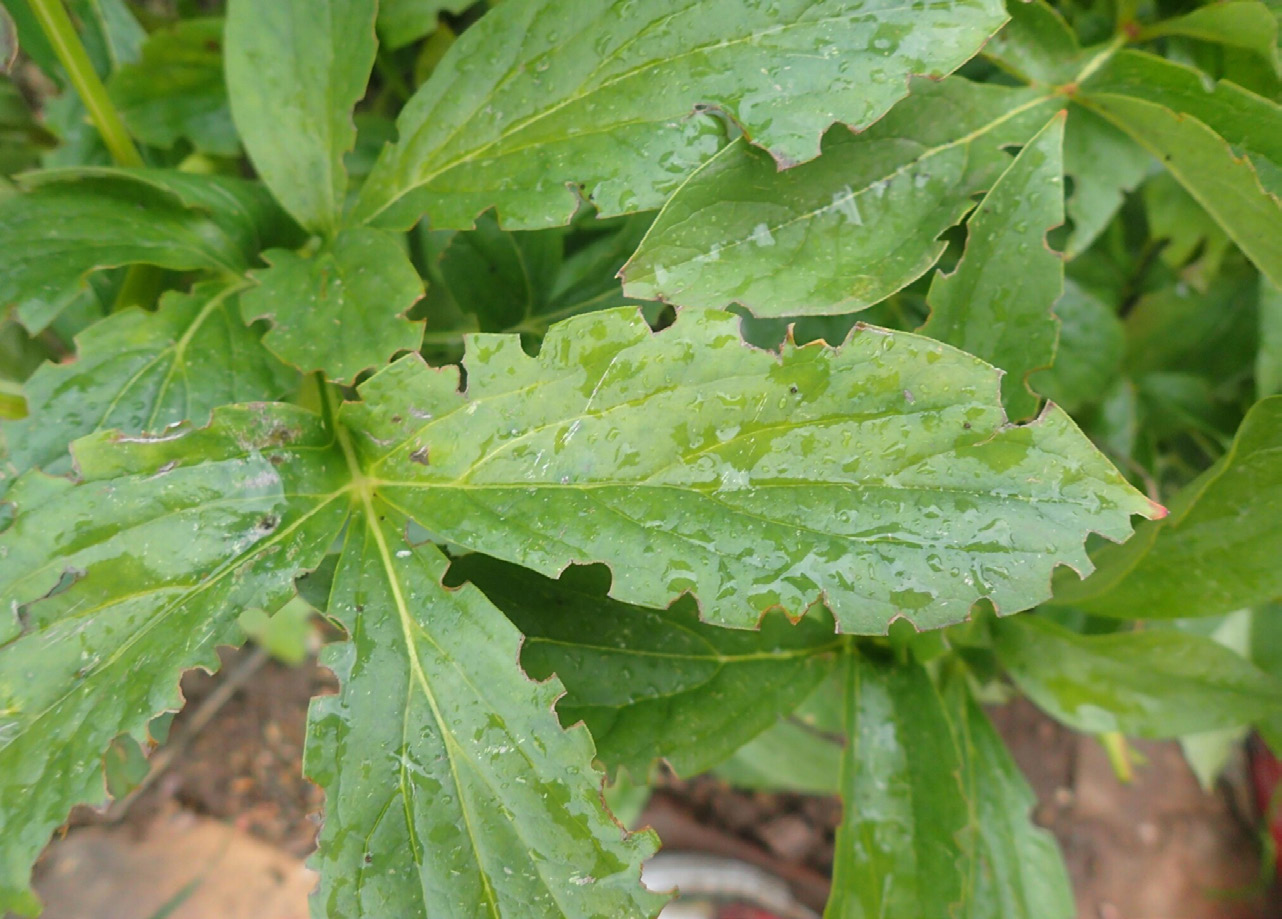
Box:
50;647;1278;919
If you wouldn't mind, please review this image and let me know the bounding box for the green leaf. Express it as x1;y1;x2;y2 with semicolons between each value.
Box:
1142;1;1280;75
0;405;349;914
225;0;377;234
377;0;469;49
448;553;841;778
420;211;652;347
4;280;296;478
353;0;1009;230
1260;277;1282;397
341;307;1158;633
0;168;302;333
0;3;15;73
241;227;424;383
826;655;1072;919
994;615;1282;736
1080;48;1282;199
983;0;1084;85
1028;281;1124;413
102;733;149;799
920;113;1066;422
1053;395;1282;619
107;18;238;157
305;509;664;918
1061;104;1150;258
1143;171;1231;281
622;79;1061;316
1075;90;1282;288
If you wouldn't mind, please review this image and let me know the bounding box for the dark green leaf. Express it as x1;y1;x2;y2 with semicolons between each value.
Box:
5;280;296;477
0;405;349;914
340;307;1158;634
0;3;15;73
449;554;841;778
920;113;1066;421
225;0;377;234
1028;281;1124;413
1061;105;1150;258
0;168;302;333
995;615;1282;736
242;227;424;383
306;510;665;918
103;734;149;799
377;0;470;49
983;0;1084;85
1142;1;1280;75
623;79;1061;316
107;18;238;157
354;0;1009;229
1261;278;1282;397
1054;396;1282;618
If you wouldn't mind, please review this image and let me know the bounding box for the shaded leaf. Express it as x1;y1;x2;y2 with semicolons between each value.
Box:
225;0;377;234
995;615;1282;736
377;0;470;49
0;406;349;914
623;79;1061;316
449;553;840;778
1028;281;1124;413
340;307;1158;633
305;510;664;918
1054;395;1282;618
983;0;1083;85
242;227;424;383
4;280;295;478
826;655;1071;919
920;113;1066;421
1260;277;1282;397
0;3;15;73
1061;104;1150;258
0;168;302;333
107;18;238;156
354;0;1009;229
1142;1;1280;75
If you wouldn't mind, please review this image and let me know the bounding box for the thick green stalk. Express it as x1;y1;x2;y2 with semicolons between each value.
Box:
27;0;142;167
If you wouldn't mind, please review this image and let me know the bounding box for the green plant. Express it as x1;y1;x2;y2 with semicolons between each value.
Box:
0;0;1279;915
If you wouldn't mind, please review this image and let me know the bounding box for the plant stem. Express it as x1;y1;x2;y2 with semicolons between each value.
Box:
27;0;143;168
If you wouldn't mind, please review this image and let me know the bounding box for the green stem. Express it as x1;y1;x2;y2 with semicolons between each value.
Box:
27;0;143;167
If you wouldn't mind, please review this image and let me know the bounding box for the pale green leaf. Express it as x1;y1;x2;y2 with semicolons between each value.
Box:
622;79;1061;316
1260;277;1282;397
1143;1;1280;75
826;656;1071;919
983;0;1084;85
920;113;1066;421
1143;171;1231;280
0;406;349;915
354;0;1009;230
4;280;296;478
1028;281;1124;413
1076;91;1282;287
377;0;470;49
305;510;664;918
1061;104;1151;258
241;227;424;383
1053;395;1282;618
225;0;377;234
0;168;302;333
995;615;1282;736
107;18;238;156
448;554;840;778
340;307;1158;634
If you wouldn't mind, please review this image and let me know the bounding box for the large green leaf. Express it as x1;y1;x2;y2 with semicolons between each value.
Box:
448;554;841;778
1074;91;1282;288
353;0;1009;230
225;0;377;234
306;511;664;918
622;79;1060;316
1054;395;1282;618
241;227;424;383
0;168;300;333
982;0;1083;85
4;280;296;478
107;18;238;156
340;307;1158;633
826;655;1071;919
995;616;1282;736
0;406;349;915
920;113;1065;421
